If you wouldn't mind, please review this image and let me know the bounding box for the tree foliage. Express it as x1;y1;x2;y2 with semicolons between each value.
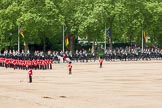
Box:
0;0;162;52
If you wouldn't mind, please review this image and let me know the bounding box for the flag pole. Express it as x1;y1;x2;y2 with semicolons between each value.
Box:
18;25;20;53
63;25;65;52
104;23;107;53
142;30;143;53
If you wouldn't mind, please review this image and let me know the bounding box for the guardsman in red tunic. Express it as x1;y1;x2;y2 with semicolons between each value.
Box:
5;58;10;68
32;59;37;70
35;59;38;70
49;59;52;69
13;59;16;70
28;69;33;83
42;60;45;70
37;59;41;70
99;57;103;68
68;61;72;75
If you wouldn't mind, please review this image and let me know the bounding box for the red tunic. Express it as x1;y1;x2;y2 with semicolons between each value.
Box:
68;64;72;71
13;60;16;65
49;59;52;64
41;60;45;66
33;60;37;66
0;58;4;63
99;59;103;65
28;69;33;76
5;59;10;64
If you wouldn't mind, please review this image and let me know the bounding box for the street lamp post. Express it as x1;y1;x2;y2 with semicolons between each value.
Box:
62;25;67;52
104;23;107;53
63;25;65;52
18;25;20;53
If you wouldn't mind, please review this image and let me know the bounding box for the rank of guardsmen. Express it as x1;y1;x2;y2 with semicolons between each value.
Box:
0;47;162;70
0;50;53;70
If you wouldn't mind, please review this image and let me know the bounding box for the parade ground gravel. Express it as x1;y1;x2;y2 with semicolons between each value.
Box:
0;61;162;108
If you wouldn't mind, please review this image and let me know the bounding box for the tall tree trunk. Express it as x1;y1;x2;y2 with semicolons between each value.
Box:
91;40;95;53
